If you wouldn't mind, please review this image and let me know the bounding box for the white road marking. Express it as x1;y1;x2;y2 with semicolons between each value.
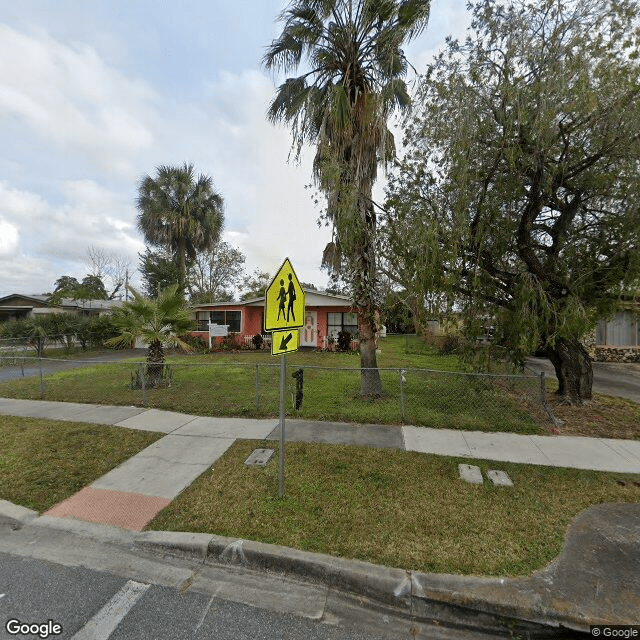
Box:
194;587;221;634
71;580;150;640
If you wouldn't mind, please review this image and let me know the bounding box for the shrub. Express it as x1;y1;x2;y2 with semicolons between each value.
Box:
439;333;464;355
252;333;264;350
85;315;121;348
220;332;241;350
178;333;209;354
337;330;352;352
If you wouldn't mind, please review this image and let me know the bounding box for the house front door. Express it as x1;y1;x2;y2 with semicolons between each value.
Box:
300;310;317;347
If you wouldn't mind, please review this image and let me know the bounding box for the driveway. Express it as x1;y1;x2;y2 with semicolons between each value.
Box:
526;356;640;403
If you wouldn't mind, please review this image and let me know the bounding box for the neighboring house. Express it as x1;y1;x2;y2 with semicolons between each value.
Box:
589;303;640;362
0;294;121;322
191;288;362;349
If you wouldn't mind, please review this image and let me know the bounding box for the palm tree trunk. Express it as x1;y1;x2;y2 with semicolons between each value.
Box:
178;235;187;297
146;339;165;388
359;310;383;396
355;199;384;397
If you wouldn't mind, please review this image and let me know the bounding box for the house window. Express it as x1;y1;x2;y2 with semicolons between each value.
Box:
327;312;358;340
196;311;209;331
210;310;241;333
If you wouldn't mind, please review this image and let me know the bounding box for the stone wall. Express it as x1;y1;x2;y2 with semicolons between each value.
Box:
592;346;640;363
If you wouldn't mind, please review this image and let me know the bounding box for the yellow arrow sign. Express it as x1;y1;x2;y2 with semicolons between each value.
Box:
264;258;305;332
271;329;299;355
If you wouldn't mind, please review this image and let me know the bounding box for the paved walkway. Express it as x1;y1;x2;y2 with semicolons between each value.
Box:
2;397;639;531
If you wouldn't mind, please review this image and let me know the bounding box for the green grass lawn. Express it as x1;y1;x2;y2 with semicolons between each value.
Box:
0;416;161;511
148;439;640;577
0;337;545;434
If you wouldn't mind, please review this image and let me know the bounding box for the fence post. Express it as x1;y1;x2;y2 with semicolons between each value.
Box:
140;362;147;407
399;369;406;423
39;358;45;399
255;364;260;412
539;370;564;428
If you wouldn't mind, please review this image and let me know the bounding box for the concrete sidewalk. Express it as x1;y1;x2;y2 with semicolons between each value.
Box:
1;396;640;531
2;396;639;472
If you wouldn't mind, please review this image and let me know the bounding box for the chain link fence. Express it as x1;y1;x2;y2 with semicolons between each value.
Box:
0;354;558;431
0;333;110;361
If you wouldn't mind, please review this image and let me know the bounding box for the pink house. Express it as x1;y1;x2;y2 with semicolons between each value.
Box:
191;288;360;349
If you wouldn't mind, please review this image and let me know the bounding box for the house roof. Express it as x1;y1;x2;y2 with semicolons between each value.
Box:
0;294;50;307
0;293;122;311
191;288;353;311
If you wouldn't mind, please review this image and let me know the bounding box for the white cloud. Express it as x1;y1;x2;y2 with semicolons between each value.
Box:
0;180;143;295
0;219;19;256
0;24;158;176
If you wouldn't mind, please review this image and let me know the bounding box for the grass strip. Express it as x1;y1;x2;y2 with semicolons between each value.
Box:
0;416;161;512
148;440;640;577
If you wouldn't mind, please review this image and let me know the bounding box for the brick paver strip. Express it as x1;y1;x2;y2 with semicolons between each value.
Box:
44;487;170;531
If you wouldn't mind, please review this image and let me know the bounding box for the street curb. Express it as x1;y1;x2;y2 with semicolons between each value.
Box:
0;501;586;636
135;530;212;560
3;503;637;636
134;531;588;637
0;500;38;529
30;514;139;545
206;534;412;610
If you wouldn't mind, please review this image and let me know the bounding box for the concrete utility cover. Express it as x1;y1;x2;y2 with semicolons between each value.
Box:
487;469;513;486
244;449;275;466
458;464;483;484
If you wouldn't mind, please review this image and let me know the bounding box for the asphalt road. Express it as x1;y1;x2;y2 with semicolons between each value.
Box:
527;357;640;403
0;554;380;640
0;524;495;640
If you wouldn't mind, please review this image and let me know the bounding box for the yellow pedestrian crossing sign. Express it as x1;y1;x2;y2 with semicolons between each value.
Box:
264;258;305;332
271;329;299;355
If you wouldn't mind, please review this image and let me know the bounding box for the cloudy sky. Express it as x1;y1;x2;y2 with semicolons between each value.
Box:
0;0;469;298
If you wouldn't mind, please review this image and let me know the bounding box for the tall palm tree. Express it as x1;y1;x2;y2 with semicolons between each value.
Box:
107;284;194;387
264;0;430;396
136;163;224;296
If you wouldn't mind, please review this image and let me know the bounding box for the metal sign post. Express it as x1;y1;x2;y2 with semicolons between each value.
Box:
264;258;305;499
278;353;286;497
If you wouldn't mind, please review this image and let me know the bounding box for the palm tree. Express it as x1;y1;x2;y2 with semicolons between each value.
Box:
264;0;430;396
107;284;194;387
136;163;224;297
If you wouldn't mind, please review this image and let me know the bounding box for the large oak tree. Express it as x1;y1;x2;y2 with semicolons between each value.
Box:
385;0;640;404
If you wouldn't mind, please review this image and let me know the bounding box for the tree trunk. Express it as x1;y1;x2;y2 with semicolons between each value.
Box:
355;200;384;397
178;234;186;297
408;294;426;335
146;339;165;388
546;338;593;404
359;310;383;397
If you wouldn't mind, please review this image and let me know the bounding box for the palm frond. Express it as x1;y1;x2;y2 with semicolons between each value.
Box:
263;33;304;72
381;77;411;109
398;0;431;38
